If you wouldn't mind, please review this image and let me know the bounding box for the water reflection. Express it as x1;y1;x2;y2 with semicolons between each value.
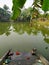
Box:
13;22;49;44
0;22;10;36
0;22;49;44
0;22;49;60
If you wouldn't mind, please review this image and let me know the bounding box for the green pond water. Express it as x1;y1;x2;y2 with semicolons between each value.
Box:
0;22;49;61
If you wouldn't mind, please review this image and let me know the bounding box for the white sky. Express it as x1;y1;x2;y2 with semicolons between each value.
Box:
0;0;33;11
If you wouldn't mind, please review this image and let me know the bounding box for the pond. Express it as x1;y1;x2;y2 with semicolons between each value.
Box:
0;22;49;61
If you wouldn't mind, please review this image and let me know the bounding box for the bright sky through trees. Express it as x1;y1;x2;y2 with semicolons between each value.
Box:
0;0;33;11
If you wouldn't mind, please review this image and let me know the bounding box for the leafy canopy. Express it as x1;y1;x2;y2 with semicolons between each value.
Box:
42;0;49;11
12;0;49;20
12;0;26;20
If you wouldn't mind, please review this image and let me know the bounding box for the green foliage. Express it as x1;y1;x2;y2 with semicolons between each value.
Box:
42;0;49;11
12;0;49;20
12;8;21;20
0;22;10;35
21;7;33;17
12;0;26;20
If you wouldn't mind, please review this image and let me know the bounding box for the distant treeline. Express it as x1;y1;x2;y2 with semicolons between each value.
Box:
0;5;11;22
0;5;49;22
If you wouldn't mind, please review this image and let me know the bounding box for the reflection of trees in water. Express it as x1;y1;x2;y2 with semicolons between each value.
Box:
13;22;30;34
13;22;39;35
44;38;49;44
0;22;49;44
33;25;49;44
0;22;11;36
13;22;49;44
13;22;24;34
39;26;49;44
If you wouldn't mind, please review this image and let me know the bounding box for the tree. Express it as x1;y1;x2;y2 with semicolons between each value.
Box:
3;5;9;11
0;7;11;22
12;0;49;20
42;0;49;12
12;0;26;20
